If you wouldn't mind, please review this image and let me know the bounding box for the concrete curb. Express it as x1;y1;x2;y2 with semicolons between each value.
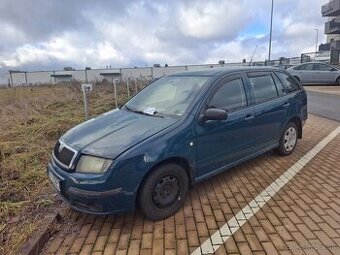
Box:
20;213;61;255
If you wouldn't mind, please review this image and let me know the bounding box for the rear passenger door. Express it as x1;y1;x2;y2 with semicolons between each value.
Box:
313;63;337;84
275;71;305;125
246;72;289;151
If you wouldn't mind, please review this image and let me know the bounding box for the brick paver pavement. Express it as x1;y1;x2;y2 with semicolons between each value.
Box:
42;114;340;255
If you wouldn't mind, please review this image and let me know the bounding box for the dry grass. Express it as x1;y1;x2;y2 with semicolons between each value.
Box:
0;81;142;254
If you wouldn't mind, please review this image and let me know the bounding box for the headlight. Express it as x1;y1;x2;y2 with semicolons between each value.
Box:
76;155;112;174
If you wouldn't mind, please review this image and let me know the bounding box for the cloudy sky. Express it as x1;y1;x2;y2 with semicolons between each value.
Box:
0;0;328;73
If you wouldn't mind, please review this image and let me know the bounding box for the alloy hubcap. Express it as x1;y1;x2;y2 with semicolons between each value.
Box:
153;176;180;208
284;127;297;152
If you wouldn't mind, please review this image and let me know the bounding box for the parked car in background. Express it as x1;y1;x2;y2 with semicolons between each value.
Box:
48;67;307;220
287;62;340;85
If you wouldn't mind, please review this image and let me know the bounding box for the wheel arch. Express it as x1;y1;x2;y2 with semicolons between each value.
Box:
336;75;340;84
288;116;302;139
135;156;194;208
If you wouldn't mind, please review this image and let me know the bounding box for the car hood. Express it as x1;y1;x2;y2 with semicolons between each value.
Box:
61;109;179;159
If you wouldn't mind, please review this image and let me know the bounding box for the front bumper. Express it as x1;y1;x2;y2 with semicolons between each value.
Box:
47;162;135;215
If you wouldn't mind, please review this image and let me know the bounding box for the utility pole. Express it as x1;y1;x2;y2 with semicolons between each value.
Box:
268;0;274;62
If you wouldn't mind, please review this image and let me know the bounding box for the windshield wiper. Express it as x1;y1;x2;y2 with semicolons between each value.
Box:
124;105;163;118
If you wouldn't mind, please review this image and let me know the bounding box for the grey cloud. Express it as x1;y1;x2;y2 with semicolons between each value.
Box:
0;0;130;46
0;0;329;73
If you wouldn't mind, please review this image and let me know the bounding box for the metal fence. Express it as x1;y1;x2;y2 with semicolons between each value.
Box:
0;51;331;87
0;73;9;88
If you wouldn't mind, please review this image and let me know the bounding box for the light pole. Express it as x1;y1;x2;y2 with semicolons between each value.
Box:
268;0;274;62
314;28;319;54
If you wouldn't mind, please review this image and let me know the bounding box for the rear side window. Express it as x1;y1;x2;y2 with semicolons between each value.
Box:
209;77;247;111
276;72;300;93
313;63;332;71
247;72;278;104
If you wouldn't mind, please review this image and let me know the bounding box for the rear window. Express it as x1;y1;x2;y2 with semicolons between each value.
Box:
276;72;300;93
247;72;278;104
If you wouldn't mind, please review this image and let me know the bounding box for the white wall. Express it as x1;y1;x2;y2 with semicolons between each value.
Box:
3;63;238;86
27;72;53;84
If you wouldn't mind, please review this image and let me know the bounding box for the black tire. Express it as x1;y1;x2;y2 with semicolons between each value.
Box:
138;163;189;220
274;122;298;156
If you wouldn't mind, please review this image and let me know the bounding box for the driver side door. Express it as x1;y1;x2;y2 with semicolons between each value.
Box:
195;74;256;180
298;63;315;83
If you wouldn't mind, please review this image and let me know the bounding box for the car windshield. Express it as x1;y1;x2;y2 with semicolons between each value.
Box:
125;76;209;117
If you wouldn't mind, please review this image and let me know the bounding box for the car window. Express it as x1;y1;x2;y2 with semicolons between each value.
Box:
276;72;300;93
125;76;208;116
247;72;278;104
271;73;286;96
209;77;247;111
313;63;332;71
295;64;313;71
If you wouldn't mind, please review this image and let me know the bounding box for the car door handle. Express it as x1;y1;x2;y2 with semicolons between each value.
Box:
244;114;254;121
283;102;290;107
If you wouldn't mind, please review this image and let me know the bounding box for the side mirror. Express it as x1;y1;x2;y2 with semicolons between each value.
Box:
331;68;338;71
200;108;228;122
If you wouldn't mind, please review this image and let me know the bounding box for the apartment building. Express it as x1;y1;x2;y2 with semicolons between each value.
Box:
322;0;340;63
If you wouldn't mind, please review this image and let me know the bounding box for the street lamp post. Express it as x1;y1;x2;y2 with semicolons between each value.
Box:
314;28;319;54
268;0;274;62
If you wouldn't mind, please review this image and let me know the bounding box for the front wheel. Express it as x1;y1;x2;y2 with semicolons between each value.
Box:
138;163;189;220
336;77;340;85
275;122;298;156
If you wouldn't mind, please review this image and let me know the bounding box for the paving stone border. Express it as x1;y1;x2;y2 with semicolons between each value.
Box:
20;213;61;255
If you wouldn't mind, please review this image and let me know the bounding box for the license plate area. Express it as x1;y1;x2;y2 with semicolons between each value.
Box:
49;171;61;192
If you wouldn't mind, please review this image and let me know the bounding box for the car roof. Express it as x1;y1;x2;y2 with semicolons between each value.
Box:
169;66;282;77
295;62;330;66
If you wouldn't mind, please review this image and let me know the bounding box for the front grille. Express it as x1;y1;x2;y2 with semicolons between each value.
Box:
53;141;76;168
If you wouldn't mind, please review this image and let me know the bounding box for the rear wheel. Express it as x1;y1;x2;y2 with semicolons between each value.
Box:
275;122;298;156
138;163;189;220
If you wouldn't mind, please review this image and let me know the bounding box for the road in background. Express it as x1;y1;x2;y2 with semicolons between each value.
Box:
306;86;340;121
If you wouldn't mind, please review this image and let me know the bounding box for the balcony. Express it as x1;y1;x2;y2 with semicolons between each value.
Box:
322;0;340;17
330;40;340;50
325;19;340;34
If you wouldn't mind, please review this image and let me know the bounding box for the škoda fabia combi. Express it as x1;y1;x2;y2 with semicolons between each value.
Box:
48;67;307;220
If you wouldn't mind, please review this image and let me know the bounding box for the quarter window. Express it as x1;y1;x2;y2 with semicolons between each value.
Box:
209;78;247;111
276;72;300;93
247;72;278;104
